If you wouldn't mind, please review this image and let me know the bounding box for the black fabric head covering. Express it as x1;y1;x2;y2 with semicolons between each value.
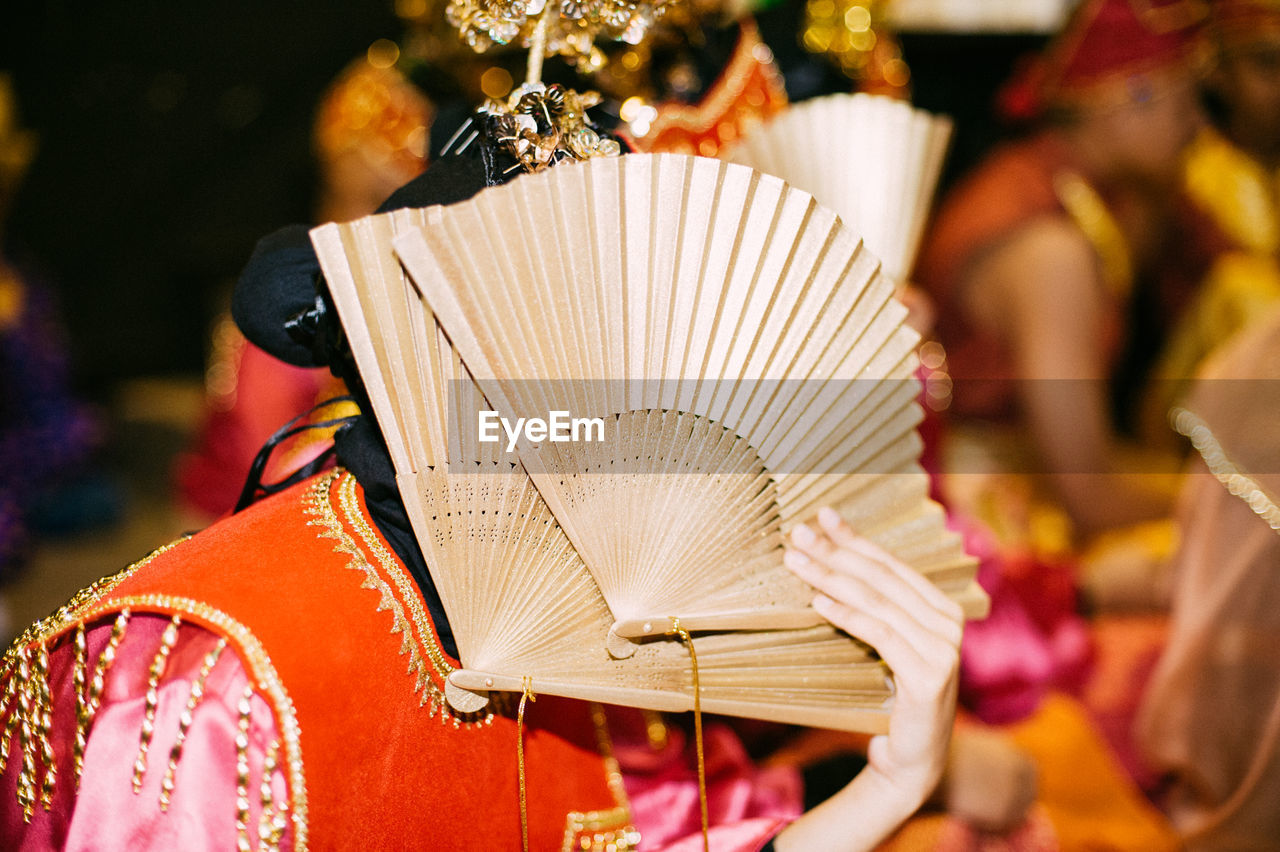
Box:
230;151;511;660
231;154;495;373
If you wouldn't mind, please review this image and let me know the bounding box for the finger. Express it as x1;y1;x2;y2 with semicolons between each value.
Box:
811;593;959;717
816;508;967;625
788;526;963;647
816;507;963;616
787;549;953;652
810;593;929;674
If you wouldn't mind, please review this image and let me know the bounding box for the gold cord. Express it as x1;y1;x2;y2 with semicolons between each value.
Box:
668;618;709;852
517;676;538;852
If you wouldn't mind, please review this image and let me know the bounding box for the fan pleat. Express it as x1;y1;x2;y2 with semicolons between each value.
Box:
316;153;992;735
394;154;983;641
723;93;953;284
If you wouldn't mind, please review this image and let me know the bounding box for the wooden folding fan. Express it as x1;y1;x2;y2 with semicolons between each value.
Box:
313;206;917;734
391;153;986;650
721;93;952;284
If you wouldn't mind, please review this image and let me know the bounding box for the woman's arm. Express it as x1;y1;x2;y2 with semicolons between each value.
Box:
972;218;1176;535
771;508;963;851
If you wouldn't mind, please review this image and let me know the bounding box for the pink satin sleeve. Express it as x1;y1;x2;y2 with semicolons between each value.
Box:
1;613;291;851
611;712;801;852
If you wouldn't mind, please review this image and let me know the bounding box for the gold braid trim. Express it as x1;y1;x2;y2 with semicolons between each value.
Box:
1174;407;1280;534
74;595;309;852
305;470;492;727
0;540;186;820
4;538;187;655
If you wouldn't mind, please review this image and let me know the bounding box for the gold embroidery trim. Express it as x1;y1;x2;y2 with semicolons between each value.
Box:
160;637;228;810
73;595;311;852
258;739;288;851
306;470;491;726
635;20;787;154
235;682;255;852
1174;407;1280;533
561;704;640;852
5;538;186;654
133;614;182;792
78;609;132;787
0;539;184;820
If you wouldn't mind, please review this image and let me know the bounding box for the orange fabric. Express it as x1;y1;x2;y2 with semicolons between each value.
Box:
98;471;624;851
915;134;1122;421
998;694;1179;852
877;694;1176;851
877;807;1058;852
628;20;788;158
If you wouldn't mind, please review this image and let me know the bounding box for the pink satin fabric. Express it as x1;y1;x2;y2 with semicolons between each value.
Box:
611;710;800;851
4;615;801;850
954;516;1093;725
2;613;289;851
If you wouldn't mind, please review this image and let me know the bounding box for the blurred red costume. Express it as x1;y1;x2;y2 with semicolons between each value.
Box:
0;470;794;850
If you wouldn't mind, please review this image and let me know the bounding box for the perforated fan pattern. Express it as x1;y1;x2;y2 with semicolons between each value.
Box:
393;153;981;640
313;154;986;733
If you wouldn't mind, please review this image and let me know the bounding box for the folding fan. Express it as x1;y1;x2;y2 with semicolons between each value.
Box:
312;208;917;734
721;93;952;284
392;153;986;650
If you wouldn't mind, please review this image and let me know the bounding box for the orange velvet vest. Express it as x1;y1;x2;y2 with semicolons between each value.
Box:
11;469;633;851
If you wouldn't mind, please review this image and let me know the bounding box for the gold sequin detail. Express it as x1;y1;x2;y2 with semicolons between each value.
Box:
133;615;182;792
306;470;491;726
5;538;184;654
71;624;86;760
258;739;288;851
78;609;131;786
159;637;228;810
0;533;307;844
1175;407;1280;533
0;538;184;817
235;683;254;852
74;595;308;852
0;643;57;818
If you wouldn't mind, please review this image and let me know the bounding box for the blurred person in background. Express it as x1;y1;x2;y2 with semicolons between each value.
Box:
172;53;433;524
1135;304;1280;850
909;1;1215;842
1143;0;1280;436
915;0;1206;544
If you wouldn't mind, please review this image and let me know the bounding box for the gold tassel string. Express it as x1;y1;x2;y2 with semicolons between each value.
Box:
668;618;709;852
517;676;538;852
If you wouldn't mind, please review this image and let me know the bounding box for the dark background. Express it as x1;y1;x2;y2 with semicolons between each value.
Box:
2;1;402;392
1;4;1043;394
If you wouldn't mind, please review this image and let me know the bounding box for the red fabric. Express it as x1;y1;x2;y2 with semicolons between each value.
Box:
98;472;625;851
628;21;788;158
1000;0;1203;120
